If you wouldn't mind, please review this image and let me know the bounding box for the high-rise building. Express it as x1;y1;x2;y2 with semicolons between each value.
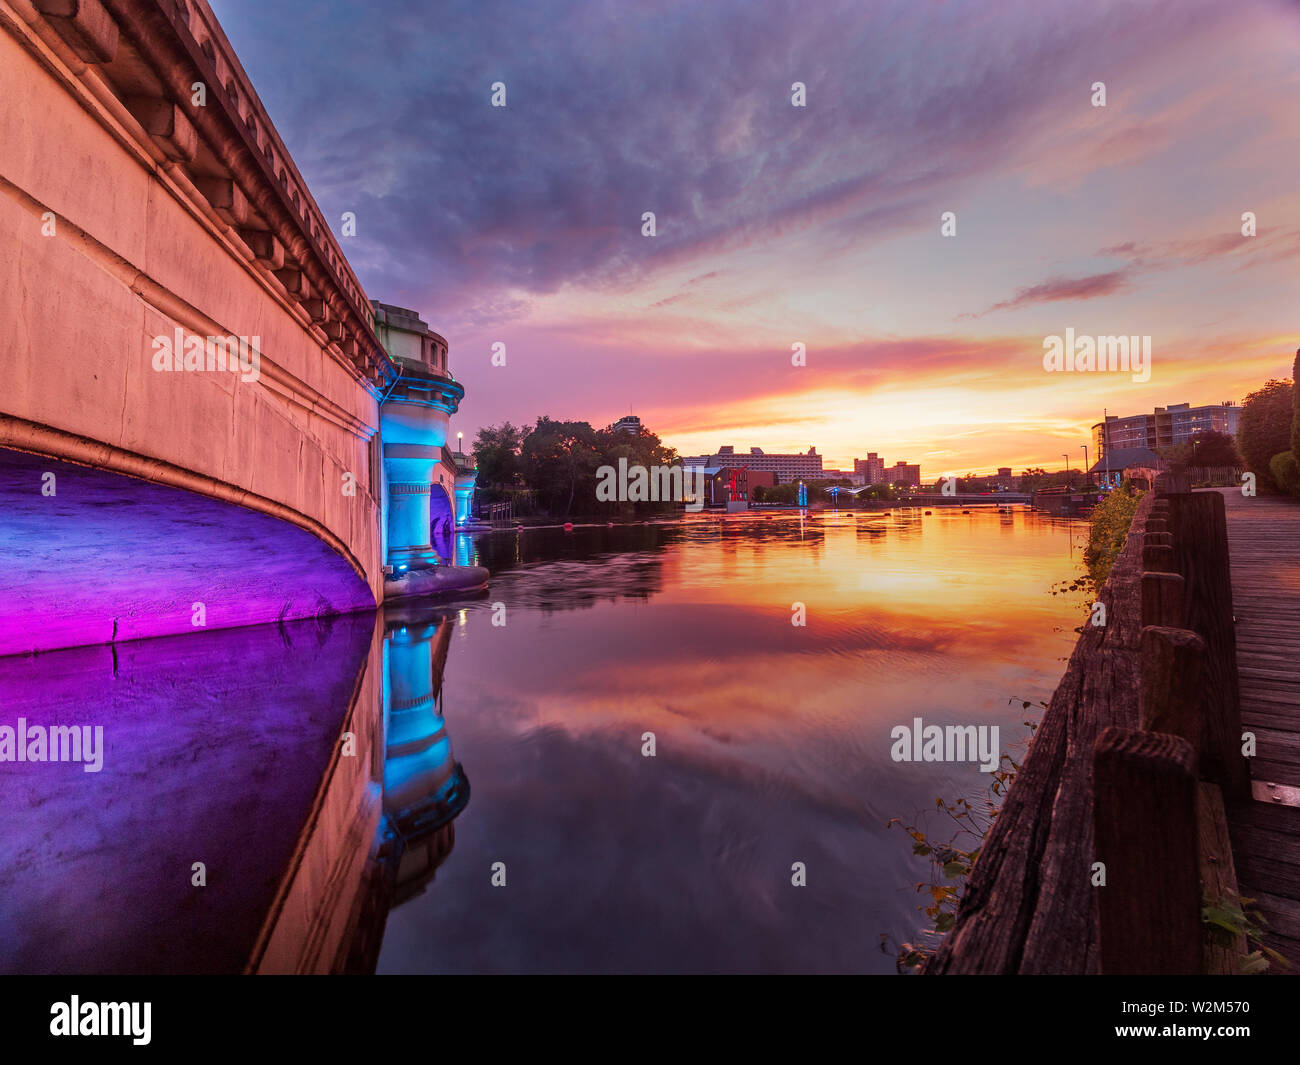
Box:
612;415;642;435
679;446;823;484
888;461;921;486
854;453;886;484
1093;402;1240;461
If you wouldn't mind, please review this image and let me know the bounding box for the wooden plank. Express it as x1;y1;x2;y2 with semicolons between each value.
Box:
1249;891;1300;941
1199;783;1248;974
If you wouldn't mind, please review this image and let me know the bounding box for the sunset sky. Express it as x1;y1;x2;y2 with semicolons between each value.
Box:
212;0;1300;475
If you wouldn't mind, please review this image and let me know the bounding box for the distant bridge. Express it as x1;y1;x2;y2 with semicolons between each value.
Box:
825;486;1031;505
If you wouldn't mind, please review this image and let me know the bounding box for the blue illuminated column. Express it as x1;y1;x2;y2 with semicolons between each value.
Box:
384;448;438;569
374;303;465;570
453;469;477;526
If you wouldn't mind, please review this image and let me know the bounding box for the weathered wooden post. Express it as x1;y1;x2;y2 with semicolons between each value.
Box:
1142;541;1175;573
1093;727;1201;974
1162;490;1249;799
1140;572;1185;628
1139;625;1206;761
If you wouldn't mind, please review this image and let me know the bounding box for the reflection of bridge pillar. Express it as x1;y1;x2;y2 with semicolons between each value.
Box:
382;613;468;903
383;446;439;569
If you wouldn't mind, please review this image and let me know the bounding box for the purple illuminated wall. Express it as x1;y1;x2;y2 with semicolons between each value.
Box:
0;449;376;657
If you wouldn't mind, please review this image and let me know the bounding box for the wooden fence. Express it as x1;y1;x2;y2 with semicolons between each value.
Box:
927;477;1250;973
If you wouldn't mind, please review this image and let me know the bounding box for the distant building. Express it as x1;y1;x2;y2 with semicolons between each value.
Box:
1088;447;1163;488
1093;402;1239;460
854;453;886;484
611;415;642;435
964;467;1018;492
682;445;823;484
820;468;865;484
889;461;921;486
697;466;774;506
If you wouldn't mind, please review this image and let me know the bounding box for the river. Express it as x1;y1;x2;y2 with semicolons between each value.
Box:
0;506;1086;974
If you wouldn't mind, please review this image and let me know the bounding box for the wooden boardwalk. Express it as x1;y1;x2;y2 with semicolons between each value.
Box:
1221;489;1300;969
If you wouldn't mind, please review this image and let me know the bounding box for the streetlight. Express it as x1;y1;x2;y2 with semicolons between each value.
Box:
1081;444;1089;480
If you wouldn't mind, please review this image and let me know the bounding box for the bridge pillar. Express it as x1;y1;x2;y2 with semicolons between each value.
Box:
384;445;439;570
453;469;477;526
373;303;466;573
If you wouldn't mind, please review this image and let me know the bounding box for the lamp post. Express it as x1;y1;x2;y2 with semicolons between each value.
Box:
1081;444;1089;481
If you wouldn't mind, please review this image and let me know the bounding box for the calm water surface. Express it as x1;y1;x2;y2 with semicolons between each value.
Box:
0;507;1087;974
381;507;1086;973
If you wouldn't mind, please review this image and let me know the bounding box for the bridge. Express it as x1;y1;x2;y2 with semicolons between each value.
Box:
928;479;1300;973
0;0;481;656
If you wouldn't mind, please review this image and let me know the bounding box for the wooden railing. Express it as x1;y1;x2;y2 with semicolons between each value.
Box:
478;501;513;526
928;477;1250;974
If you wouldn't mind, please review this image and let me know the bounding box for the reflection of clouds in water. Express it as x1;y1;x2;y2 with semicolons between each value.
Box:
378;720;914;975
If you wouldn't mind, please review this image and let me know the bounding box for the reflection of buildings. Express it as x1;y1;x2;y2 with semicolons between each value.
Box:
1092;401;1239;461
335;607;470;973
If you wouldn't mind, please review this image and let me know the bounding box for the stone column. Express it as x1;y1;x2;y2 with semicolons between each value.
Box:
383;444;439;569
453;469;477;525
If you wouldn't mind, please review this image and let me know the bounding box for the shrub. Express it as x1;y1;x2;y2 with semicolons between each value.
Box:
1270;451;1300;499
1083;481;1144;589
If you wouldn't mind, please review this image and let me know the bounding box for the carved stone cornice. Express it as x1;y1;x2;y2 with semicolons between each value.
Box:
33;0;397;394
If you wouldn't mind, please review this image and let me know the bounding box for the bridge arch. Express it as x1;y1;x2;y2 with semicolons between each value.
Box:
430;483;455;564
0;445;374;657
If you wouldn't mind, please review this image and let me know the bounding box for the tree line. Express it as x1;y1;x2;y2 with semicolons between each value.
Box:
472;418;679;518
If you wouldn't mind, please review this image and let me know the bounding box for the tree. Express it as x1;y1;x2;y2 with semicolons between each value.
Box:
520;417;601;516
1238;378;1295;491
1165;430;1241;470
1293;349;1300;463
1187;429;1242;468
472;422;528;492
592;422;679;515
1019;467;1051;492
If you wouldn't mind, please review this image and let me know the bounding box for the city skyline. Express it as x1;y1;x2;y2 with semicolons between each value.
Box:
210;0;1300;476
